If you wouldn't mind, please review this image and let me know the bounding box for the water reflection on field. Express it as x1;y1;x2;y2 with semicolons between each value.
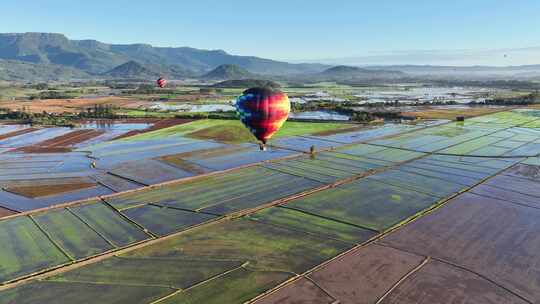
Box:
353;86;504;104
79;121;152;131
290;111;350;121
149;103;235;112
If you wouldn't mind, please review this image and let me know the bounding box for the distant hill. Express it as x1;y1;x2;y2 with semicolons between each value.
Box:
367;64;540;80
321;65;367;75
0;32;329;80
0;59;90;81
201;64;255;80
319;65;405;79
212;79;281;88
282;65;406;84
104;61;158;78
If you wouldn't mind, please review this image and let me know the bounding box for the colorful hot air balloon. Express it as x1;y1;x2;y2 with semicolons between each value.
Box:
157;77;167;88
235;87;290;150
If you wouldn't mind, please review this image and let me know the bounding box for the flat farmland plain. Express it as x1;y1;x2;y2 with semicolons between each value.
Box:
0;109;540;303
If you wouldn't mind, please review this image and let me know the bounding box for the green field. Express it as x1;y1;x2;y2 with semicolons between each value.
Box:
285;178;438;231
398;165;478;186
38;218;352;303
421;155;516;173
160;268;291;304
203;176;320;215
51;256;243;289
106;166;322;215
264;157;359;183
69;202;150;247
122;205;217;236
336;144;424;163
122;119;356;143
0;87;41;99
313;152;390;169
1;108;539;303
105;167;281;210
0;216;70;283
249;207;376;244
368;110;540;157
0;281;172;304
33;209;114;260
125;219;351;273
369;169;466;198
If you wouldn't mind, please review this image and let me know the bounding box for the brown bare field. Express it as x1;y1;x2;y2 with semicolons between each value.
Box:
471;184;540;209
0;207;17;218
6;182;98;198
527;104;540;109
484;174;540;198
401;107;509;120
15;147;73;153
47;130;104;146
381;260;528;304
256;278;335;304
0;97;147;114
381;192;540;302
307;245;425;304
113;118;195;140
0;128;37;140
16;129;104;153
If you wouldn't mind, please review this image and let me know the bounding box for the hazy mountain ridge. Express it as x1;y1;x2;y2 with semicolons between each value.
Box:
3;32;538;82
320;65;405;77
283;65;407;83
364;64;540;80
0;32;329;78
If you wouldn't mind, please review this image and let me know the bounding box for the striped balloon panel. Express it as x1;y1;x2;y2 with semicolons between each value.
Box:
157;78;167;88
236;92;290;143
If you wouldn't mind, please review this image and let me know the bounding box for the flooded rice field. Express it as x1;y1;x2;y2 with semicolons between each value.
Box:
1;109;540;303
289;110;351;121
148;102;235;112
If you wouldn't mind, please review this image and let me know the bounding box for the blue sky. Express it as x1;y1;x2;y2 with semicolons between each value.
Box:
3;0;540;65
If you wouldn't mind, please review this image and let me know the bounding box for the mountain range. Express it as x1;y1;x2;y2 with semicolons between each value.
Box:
0;32;328;80
0;32;408;82
1;32;540;82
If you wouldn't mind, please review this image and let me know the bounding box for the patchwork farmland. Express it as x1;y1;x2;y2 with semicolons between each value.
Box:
0;110;540;303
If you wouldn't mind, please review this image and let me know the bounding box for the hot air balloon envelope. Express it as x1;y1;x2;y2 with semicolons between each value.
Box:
157;77;167;88
235;87;290;145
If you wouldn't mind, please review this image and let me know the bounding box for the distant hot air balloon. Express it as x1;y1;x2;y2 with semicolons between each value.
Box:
157;77;167;88
235;87;290;150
